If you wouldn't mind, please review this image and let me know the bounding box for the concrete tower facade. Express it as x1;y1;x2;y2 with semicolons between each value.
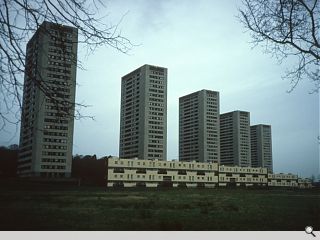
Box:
220;111;251;167
119;64;168;160
179;90;220;162
251;124;273;172
18;21;78;177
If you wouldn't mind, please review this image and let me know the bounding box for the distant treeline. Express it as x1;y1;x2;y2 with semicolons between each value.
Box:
72;154;106;186
0;146;107;186
0;146;18;178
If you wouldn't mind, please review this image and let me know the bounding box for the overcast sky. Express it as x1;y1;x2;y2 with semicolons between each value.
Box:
0;0;319;178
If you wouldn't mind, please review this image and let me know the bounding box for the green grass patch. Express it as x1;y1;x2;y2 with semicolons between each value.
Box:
0;182;319;230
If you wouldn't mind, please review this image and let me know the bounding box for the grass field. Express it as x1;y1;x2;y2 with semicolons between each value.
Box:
0;180;319;231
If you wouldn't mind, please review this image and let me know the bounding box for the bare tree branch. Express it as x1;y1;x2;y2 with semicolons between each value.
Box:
0;0;133;135
238;0;319;92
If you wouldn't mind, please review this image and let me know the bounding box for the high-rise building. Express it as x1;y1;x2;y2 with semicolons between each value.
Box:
119;64;167;160
179;90;220;162
220;110;251;167
17;21;78;177
250;124;273;172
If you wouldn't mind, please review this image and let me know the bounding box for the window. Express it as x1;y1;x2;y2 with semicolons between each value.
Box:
136;169;146;174
158;169;167;174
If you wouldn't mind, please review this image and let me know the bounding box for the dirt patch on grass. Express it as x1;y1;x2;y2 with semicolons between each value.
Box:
102;195;147;201
123;196;147;200
72;195;148;202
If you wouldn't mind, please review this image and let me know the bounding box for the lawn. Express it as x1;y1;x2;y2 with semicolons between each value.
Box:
0;181;319;230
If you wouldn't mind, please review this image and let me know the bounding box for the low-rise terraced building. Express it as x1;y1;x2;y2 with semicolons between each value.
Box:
267;173;298;187
106;157;311;188
298;178;313;188
106;157;219;188
218;165;267;187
